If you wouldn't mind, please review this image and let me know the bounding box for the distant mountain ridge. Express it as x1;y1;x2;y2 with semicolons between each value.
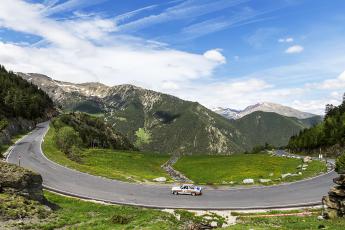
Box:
18;72;322;154
214;102;318;120
18;72;246;154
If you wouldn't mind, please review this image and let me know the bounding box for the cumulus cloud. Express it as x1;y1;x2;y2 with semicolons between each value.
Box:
0;0;225;89
285;45;304;54
313;71;345;90
203;49;226;64
278;37;293;43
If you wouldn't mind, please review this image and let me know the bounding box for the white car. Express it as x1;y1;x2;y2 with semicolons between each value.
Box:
171;184;202;196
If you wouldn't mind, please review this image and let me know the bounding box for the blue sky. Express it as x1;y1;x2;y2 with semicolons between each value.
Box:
0;0;345;114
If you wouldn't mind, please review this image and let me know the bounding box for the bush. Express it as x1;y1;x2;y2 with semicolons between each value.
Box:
175;210;226;229
111;214;132;225
335;153;345;173
54;126;82;154
0;119;8;131
68;146;84;163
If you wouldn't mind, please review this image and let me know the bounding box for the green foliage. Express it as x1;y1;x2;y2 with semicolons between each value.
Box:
247;143;275;154
288;96;345;153
0;65;54;120
55;126;82;153
134;128;152;148
175;210;226;228
85;88;245;154
22;191;181;229
43;126;170;182
232;111;321;151
0;119;8;131
111;214;133;225
0;193;51;221
335;153;345;173
52;113;135;151
228;210;345;230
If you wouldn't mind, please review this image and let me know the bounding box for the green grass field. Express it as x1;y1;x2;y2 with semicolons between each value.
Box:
174;154;327;185
6;192;345;230
226;209;345;230
20;191;180;230
43;126;171;182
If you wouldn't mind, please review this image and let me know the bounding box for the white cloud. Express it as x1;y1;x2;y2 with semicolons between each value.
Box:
118;0;249;32
162;78;274;110
292;98;341;115
162;81;180;90
313;71;345;90
203;49;226;64
285;45;304;54
0;0;225;89
43;0;108;16
278;37;293;43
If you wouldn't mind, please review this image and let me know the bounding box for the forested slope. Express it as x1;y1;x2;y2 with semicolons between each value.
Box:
0;65;56;156
288;95;345;156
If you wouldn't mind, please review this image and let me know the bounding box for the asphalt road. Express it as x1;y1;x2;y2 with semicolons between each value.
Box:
6;121;337;210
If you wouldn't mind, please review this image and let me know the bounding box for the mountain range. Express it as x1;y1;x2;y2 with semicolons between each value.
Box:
213;102;318;120
17;72;322;154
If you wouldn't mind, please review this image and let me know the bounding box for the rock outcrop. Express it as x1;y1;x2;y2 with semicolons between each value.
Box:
323;174;345;218
0;118;35;147
162;155;192;183
0;161;45;203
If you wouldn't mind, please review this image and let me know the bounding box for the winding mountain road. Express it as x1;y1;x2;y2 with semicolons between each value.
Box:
6;122;336;210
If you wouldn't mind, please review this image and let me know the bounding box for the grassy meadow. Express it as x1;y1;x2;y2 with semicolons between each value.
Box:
226;209;345;230
174;154;327;185
15;191;180;230
43;126;171;182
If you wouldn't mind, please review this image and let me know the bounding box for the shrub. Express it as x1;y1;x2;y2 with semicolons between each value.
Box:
134;128;151;148
111;214;132;225
335;153;345;173
0;119;8;131
175;210;226;229
54;126;82;154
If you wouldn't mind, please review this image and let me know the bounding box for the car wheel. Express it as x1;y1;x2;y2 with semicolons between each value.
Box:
173;191;178;195
191;192;196;196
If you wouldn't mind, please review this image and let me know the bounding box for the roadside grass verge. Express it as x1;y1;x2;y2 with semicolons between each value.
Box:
226;210;345;230
42;126;171;182
22;191;180;230
174;154;327;185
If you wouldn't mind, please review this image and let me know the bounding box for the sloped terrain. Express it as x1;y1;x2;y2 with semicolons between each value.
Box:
19;73;246;154
232;111;323;149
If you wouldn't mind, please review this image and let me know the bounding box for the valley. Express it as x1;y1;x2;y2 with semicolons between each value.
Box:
1;0;344;228
19;72;323;154
41;111;327;186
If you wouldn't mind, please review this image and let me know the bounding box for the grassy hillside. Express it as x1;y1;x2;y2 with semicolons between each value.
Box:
52;113;134;151
21;73;247;155
43;125;171;182
288;97;345;156
105;89;245;155
19;73;324;155
174;154;326;185
232;111;322;149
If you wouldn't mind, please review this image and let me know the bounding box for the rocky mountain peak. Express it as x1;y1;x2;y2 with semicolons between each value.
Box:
214;102;317;120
